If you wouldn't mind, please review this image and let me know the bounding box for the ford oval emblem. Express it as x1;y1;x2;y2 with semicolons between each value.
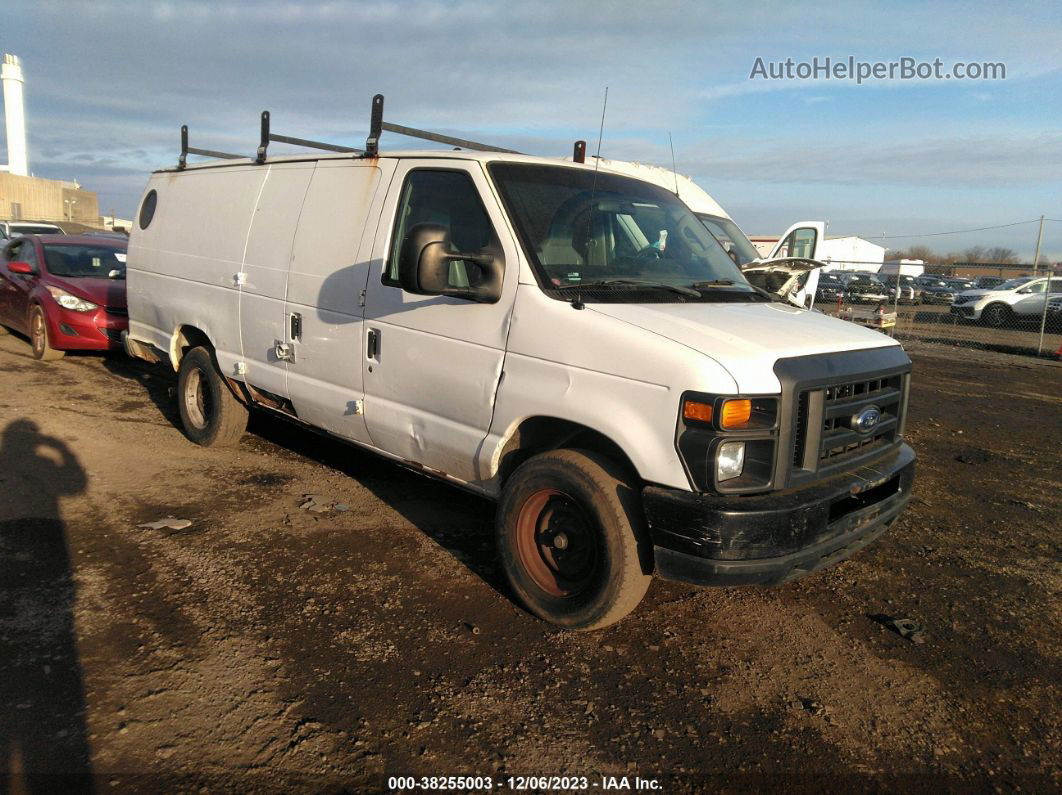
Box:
853;406;882;433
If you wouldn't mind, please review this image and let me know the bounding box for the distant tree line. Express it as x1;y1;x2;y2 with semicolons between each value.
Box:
887;244;1056;267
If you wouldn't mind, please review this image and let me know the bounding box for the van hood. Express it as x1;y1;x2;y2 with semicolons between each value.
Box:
588;300;898;394
742;257;826;306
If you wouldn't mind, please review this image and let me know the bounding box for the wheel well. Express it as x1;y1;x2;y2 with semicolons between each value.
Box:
497;417;639;486
171;325;212;368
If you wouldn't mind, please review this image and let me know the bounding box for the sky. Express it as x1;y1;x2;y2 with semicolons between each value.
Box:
3;0;1061;259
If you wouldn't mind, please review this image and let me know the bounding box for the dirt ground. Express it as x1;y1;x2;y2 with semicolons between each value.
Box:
0;330;1059;793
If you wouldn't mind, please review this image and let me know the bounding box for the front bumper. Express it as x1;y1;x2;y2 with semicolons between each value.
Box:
950;304;978;319
47;305;128;351
644;443;915;587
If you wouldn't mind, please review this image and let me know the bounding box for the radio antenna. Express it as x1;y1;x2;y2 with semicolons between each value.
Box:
577;86;609;297
668;132;680;196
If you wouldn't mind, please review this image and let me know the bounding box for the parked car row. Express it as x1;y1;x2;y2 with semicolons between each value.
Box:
810;269;1062;327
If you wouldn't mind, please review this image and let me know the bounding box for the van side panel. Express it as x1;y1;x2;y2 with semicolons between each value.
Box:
481;286;740;493
284;160;395;442
239;163;315;396
127;167;267;374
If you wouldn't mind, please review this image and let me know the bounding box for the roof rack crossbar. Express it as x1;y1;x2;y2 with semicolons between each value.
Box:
380;121;521;154
268;133;362;154
257;110;362;162
178;124;242;169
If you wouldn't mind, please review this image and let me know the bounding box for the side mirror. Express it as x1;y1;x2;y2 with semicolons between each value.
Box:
7;261;35;275
398;223;502;303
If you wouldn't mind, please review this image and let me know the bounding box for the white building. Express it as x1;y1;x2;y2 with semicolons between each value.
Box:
750;234;885;272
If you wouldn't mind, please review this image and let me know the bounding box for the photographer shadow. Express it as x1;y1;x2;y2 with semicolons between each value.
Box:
0;419;93;792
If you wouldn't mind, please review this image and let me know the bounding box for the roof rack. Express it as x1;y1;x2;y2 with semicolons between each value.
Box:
178;125;242;170
178;93;528;169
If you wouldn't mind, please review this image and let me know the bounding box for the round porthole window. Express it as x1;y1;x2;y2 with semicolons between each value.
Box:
138;189;158;229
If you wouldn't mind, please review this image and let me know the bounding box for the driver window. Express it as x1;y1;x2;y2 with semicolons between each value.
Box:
384;170;494;289
776;228;817;259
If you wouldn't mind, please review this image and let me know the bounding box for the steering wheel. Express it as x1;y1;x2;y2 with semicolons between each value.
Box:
635;244;663;259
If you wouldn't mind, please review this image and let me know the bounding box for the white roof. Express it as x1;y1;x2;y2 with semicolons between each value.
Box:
589;158;730;219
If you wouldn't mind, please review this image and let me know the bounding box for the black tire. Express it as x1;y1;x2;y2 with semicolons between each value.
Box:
176;346;248;447
29;305;64;361
981;303;1012;328
497;449;652;630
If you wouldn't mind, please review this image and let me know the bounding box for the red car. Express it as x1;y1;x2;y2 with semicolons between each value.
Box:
0;234;128;360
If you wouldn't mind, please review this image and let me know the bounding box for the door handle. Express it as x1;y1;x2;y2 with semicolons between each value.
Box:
275;341;295;362
366;328;379;359
290;312;302;341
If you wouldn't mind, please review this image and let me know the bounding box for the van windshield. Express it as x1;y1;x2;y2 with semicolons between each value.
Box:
696;214;761;266
488;163;759;303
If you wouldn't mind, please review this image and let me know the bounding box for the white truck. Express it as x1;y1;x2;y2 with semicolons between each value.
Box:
124;100;916;629
590;159;825;310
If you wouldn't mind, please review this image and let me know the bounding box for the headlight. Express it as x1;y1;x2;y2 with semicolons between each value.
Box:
46;286;98;312
716;441;745;481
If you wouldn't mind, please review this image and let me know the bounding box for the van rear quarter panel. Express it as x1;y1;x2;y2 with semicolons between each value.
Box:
128;167;267;372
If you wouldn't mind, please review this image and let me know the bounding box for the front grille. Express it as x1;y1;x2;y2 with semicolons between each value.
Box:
99;327;123;342
791;372;905;478
774;347;911;490
792;391;809;467
105;306;128;316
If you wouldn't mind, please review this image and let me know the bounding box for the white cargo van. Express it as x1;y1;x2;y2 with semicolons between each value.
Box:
589;159;825;309
125;103;915;629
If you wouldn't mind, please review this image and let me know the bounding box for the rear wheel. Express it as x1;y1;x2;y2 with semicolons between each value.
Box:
176;346;248;447
30;306;64;361
981;303;1012;328
497;449;652;630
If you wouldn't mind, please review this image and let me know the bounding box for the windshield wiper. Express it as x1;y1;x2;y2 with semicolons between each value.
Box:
689;279;735;288
554;278;700;297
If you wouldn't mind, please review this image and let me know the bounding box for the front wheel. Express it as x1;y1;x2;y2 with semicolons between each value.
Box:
981;303;1013;328
497;449;652;630
176;346;248;447
30;306;64;361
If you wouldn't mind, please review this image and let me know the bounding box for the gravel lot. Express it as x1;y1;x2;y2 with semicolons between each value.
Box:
0;330;1059;792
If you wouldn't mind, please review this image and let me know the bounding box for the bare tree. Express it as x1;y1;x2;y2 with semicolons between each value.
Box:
983;247;1019;264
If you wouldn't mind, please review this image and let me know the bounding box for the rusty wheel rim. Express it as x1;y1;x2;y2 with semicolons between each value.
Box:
515;488;599;598
183;368;211;430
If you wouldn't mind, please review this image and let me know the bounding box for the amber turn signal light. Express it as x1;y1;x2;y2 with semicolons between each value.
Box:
720;399;753;429
683;400;714;423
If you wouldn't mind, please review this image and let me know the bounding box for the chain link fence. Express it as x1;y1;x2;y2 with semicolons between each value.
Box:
814;263;1062;358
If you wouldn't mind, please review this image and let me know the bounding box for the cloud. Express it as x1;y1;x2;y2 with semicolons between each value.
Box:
675;133;1062;188
2;0;1059;231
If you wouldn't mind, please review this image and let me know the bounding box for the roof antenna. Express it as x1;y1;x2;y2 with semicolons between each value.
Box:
668;132;679;196
575;86;609;310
